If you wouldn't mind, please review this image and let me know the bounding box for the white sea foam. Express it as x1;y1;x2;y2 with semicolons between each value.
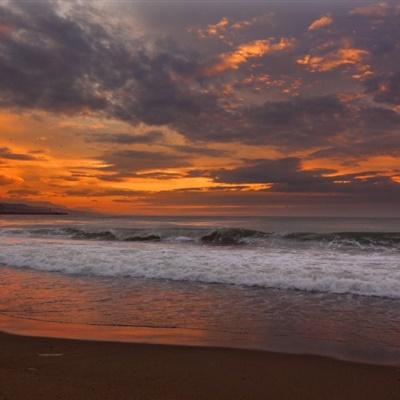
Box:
0;237;399;299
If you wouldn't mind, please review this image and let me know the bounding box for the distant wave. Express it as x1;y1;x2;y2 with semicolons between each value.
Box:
201;228;267;245
1;226;399;250
281;231;400;249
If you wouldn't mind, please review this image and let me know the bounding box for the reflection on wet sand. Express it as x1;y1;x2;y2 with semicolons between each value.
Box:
1;265;400;365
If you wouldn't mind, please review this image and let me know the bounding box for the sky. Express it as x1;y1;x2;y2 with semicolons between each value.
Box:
0;0;400;216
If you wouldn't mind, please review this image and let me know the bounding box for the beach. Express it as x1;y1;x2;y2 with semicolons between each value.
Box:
1;215;400;398
1;331;399;400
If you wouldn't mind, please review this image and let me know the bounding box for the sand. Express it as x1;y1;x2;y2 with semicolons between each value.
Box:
0;331;399;400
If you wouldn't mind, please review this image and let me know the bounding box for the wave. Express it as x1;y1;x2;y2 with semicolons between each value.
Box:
0;238;399;299
201;228;267;245
281;232;400;249
0;227;166;242
1;226;400;250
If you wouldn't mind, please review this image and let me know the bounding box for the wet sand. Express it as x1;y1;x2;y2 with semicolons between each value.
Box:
0;331;399;400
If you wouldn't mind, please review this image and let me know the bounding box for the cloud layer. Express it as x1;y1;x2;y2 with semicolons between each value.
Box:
0;1;399;214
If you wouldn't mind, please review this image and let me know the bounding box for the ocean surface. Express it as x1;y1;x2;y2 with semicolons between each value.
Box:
0;215;399;364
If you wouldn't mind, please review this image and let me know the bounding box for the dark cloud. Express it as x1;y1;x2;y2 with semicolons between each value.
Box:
0;3;109;112
135;171;184;180
95;170;185;182
364;72;400;105
308;106;400;161
0;1;359;153
209;156;400;200
242;95;348;147
115;183;400;214
297;3;400;76
65;188;146;197
204;185;251;191
309;134;400;161
0;2;219;124
97;149;191;174
212;157;336;187
268;174;400;198
7;188;40;197
171;95;350;148
85;131;164;145
0;147;37;161
348;3;400;57
170;144;231;157
185;169;214;178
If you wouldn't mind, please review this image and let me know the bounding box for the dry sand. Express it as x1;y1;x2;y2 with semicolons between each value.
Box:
0;331;399;400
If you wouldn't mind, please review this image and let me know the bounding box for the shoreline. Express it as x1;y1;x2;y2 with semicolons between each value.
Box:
1;330;399;400
1;314;400;367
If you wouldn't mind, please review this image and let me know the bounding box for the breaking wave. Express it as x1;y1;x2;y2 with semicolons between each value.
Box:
1;220;399;299
1;226;399;250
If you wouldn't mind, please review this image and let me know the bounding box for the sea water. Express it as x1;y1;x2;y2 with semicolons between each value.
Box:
0;215;399;364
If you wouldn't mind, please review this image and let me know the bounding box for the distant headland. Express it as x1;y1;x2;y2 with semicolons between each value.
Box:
0;203;68;215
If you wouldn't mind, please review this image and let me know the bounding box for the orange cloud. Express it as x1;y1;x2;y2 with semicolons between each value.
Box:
202;37;295;76
236;74;302;95
197;17;230;38
297;40;370;75
308;16;333;31
337;93;364;103
192;13;274;41
349;2;399;17
0;174;20;185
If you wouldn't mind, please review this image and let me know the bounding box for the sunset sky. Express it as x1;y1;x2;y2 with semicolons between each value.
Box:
0;0;400;216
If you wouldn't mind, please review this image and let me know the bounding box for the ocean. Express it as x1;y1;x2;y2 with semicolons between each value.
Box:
0;215;399;364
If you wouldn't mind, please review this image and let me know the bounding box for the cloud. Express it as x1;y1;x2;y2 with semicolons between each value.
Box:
134;171;184;180
364;72;400;105
191;13;275;43
0;147;37;161
108;180;400;213
297;41;370;74
171;144;231;157
97;149;191;174
195;16;230;39
344;3;400;58
85;131;164;145
0;1;219;126
200;37;295;76
308;106;400;161
349;3;397;17
297;2;400;84
209;157;400;201
171;94;400;156
308;16;333;31
168;94;352;148
0;0;400;173
240;95;347;147
7;188;40;197
65;188;146;197
0;174;17;185
211;157;335;187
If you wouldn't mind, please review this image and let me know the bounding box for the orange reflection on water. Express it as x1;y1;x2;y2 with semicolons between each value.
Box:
0;314;211;346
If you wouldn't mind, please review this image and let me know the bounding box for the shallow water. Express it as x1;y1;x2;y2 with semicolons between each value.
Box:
0;215;399;364
1;265;399;364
